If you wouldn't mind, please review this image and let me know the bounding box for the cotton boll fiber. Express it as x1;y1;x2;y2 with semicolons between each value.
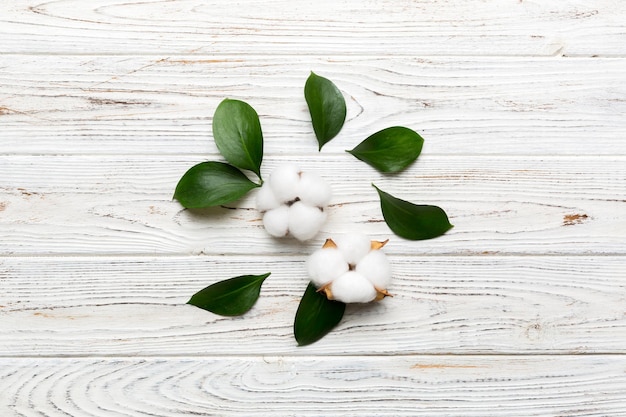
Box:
297;171;331;207
288;202;327;241
269;164;301;202
307;248;349;287
256;183;281;212
356;250;392;289
262;206;290;237
331;271;377;303
334;233;371;265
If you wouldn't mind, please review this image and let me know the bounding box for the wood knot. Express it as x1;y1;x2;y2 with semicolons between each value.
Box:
563;213;588;226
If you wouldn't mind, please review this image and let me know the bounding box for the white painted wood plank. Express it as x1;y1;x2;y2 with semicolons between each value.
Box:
1;0;622;414
1;0;624;56
1;56;625;156
1;255;624;355
1;155;624;256
1;356;625;416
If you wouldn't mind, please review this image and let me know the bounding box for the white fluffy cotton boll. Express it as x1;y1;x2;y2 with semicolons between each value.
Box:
255;182;281;212
333;233;372;265
268;164;301;202
288;201;327;241
307;248;349;288
330;271;377;303
297;171;331;208
262;206;290;237
356;250;392;290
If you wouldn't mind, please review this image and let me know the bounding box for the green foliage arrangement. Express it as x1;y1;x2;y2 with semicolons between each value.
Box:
176;72;452;345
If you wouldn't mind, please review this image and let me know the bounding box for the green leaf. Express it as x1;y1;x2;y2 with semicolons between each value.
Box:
347;126;424;173
373;184;453;240
294;282;346;346
304;72;347;150
174;161;259;208
212;99;264;179
188;273;271;316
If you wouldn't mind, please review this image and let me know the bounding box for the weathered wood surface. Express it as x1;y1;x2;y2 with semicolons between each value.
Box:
1;155;624;255
1;0;625;56
1;56;625;156
1;256;625;356
2;0;626;415
2;356;626;417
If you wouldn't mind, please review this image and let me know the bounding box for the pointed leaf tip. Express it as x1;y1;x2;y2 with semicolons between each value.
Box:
373;184;453;240
188;273;271;316
174;161;260;208
212;99;264;179
348;126;424;173
294;282;345;346
304;72;347;150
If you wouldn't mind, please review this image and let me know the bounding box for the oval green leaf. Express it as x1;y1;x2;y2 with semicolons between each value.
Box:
304;72;347;150
294;282;346;346
187;273;271;316
174;161;260;208
347;126;424;173
374;184;453;240
212;99;264;179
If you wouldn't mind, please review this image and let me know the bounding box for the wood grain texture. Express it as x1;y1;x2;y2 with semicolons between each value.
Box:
1;155;624;256
1;255;624;356
2;0;626;413
1;56;625;156
1;0;625;56
1;356;626;416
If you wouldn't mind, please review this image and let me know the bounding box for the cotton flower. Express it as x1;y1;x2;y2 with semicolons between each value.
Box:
307;233;392;303
256;164;331;241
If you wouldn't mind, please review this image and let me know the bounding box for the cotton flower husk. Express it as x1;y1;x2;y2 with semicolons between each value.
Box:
309;234;392;304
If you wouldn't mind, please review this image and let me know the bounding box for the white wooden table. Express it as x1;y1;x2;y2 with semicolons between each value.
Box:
1;1;625;415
